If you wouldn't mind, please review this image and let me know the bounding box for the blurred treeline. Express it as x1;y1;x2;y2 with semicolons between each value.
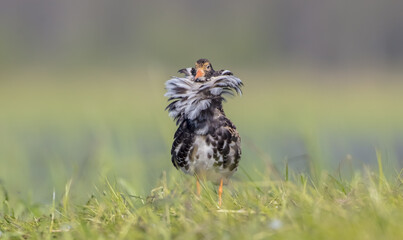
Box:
1;0;403;70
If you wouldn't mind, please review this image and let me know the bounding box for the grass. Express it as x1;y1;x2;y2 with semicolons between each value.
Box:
1;68;403;239
1;167;403;239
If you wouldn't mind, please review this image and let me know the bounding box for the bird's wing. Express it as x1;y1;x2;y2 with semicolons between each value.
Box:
212;118;241;172
171;120;194;170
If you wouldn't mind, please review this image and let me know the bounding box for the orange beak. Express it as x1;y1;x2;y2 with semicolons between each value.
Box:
195;68;204;80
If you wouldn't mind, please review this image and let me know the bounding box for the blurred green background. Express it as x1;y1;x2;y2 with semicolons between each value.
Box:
1;0;403;203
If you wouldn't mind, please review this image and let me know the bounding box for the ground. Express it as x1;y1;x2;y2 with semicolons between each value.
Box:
1;167;403;239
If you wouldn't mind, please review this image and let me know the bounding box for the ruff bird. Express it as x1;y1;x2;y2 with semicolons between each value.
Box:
165;59;243;206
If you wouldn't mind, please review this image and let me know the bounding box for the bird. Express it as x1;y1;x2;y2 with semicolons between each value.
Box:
164;58;243;206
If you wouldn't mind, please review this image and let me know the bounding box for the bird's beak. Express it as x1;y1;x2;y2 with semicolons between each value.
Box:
195;68;204;80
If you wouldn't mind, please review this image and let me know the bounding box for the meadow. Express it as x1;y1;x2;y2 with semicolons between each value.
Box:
1;67;403;239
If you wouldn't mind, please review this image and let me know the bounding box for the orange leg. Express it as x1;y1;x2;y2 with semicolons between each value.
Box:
196;178;201;196
218;179;223;207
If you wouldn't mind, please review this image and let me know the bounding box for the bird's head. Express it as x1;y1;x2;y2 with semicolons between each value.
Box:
194;58;214;81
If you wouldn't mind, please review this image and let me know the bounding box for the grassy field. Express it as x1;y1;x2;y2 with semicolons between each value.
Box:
1;68;403;239
1;165;403;239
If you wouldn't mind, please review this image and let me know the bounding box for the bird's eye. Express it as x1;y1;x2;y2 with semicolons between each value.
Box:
206;65;210;69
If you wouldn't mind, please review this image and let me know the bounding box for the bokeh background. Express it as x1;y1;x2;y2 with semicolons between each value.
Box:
1;0;403;203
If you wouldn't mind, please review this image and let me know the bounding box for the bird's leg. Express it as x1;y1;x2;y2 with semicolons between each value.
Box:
196;178;201;196
218;179;223;207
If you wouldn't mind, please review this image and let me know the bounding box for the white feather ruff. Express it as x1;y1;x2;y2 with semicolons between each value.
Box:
165;74;243;122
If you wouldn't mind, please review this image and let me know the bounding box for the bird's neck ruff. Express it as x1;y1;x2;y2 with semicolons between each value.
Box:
165;74;243;125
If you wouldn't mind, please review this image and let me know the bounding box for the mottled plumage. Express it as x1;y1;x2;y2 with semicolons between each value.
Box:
165;59;243;185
